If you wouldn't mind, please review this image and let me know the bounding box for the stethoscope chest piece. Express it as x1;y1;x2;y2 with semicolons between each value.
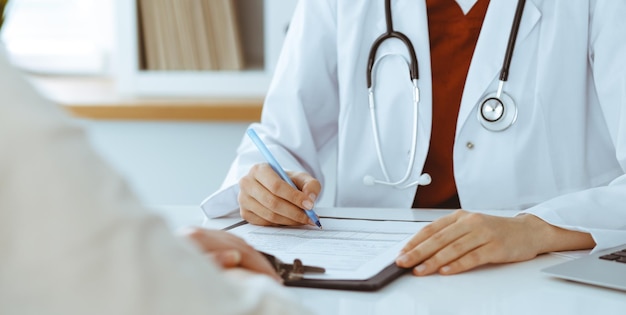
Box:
477;92;517;132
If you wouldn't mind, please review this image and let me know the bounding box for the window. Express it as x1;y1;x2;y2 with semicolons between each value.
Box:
0;0;114;75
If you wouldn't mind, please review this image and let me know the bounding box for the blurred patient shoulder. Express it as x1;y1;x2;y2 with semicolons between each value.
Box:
0;47;310;315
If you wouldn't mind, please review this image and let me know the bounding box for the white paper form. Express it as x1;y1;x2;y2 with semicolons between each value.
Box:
228;219;429;280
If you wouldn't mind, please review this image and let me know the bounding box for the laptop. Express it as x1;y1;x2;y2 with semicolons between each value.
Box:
542;244;626;292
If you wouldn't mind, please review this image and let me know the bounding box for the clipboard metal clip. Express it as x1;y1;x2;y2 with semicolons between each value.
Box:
261;252;326;281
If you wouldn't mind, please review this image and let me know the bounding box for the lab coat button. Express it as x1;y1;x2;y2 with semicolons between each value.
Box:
466;142;475;150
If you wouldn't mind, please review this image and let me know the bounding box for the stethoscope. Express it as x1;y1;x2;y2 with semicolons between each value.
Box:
363;0;526;189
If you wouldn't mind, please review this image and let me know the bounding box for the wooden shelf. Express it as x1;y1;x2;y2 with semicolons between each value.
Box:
27;75;263;121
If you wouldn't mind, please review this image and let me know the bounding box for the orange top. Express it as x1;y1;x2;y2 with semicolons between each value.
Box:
413;0;490;209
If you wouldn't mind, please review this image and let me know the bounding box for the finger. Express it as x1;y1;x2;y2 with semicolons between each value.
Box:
239;172;308;225
209;249;242;268
396;222;469;268
397;211;473;268
241;206;301;226
239;207;275;226
243;165;311;225
289;171;321;203
188;229;282;282
399;210;466;254
237;248;283;282
184;228;249;250
239;192;305;226
411;233;483;276
238;177;275;226
254;164;314;217
436;244;491;275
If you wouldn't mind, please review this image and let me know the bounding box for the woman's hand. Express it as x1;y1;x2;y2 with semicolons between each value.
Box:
238;163;321;226
395;210;595;276
182;227;282;282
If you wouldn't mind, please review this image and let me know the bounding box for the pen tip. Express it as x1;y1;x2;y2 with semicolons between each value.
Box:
316;221;323;229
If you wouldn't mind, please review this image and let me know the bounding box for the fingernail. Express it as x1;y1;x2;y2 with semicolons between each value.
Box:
225;250;242;264
396;254;409;265
309;193;317;201
302;200;314;210
440;266;451;274
414;264;426;274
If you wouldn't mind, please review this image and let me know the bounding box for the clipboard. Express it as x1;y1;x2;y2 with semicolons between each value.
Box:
284;261;410;291
224;220;412;291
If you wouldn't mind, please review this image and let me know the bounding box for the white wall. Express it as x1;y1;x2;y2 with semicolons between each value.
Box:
82;119;249;206
82;119;336;208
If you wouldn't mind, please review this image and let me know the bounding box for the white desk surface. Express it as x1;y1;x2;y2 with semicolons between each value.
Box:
151;205;626;315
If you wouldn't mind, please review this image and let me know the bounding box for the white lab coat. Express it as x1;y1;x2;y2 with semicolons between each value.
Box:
0;48;310;314
202;0;626;251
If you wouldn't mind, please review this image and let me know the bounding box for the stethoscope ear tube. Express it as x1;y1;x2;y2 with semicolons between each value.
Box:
367;0;419;89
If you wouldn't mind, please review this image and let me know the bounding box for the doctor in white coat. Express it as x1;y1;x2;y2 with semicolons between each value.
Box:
202;0;626;276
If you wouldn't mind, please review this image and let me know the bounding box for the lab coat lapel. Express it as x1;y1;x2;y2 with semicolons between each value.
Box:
456;0;541;136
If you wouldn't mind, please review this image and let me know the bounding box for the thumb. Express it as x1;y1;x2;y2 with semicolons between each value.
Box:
290;172;321;199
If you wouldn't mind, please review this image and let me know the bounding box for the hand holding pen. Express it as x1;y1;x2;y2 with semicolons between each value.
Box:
238;128;323;228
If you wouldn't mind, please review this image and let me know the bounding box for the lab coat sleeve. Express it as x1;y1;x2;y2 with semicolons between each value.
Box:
201;0;340;218
0;49;310;315
521;2;626;251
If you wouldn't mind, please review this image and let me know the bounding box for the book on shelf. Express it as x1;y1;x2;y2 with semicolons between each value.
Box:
137;0;244;71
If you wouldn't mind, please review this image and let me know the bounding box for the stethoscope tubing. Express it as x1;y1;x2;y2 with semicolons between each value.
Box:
499;0;526;82
366;0;419;88
365;0;526;188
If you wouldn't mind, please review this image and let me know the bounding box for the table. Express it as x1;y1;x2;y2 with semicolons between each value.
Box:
151;205;626;315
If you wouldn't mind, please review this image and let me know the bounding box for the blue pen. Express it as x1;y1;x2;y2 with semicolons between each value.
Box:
246;128;322;229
